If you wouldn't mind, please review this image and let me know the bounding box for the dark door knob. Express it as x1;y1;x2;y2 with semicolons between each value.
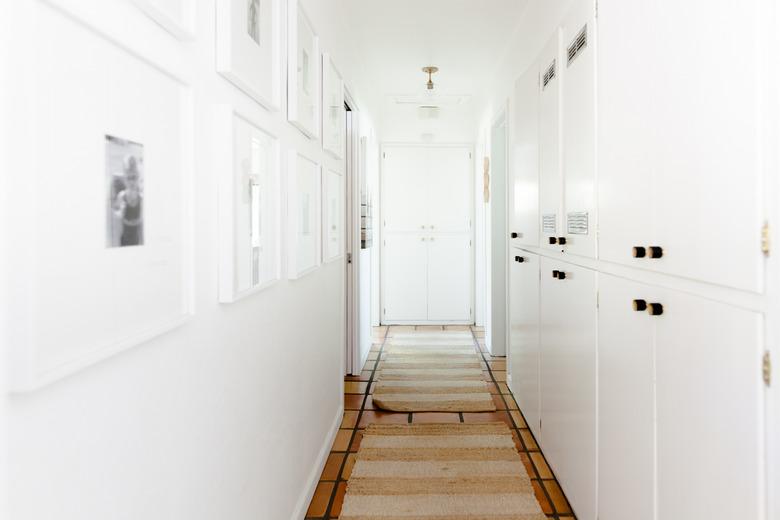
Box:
633;247;647;258
558;237;567;245
647;303;664;316
549;237;558;245
511;232;519;239
649;246;664;259
633;299;648;312
515;256;525;263
557;271;567;280
552;270;560;278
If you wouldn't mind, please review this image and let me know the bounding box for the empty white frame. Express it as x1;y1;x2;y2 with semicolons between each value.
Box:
215;106;280;303
287;0;319;138
322;168;344;262
216;0;281;111
322;53;345;159
132;0;196;39
288;151;321;278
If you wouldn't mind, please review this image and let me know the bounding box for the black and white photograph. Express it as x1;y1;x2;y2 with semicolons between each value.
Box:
106;135;145;248
247;0;261;45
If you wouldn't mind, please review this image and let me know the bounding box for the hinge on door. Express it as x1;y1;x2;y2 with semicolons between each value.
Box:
470;307;473;316
762;222;771;256
383;308;386;315
383;152;386;159
763;351;772;387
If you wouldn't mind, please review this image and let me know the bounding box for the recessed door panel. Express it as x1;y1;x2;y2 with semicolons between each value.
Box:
382;234;428;322
427;235;472;321
428;147;472;233
511;63;540;248
382;147;428;232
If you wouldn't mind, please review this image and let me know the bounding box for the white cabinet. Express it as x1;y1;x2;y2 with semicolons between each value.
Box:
509;251;541;439
598;275;656;520
428;147;473;233
510;60;540;248
540;258;597;520
427;236;473;322
382;234;428;322
598;0;768;291
561;1;596;258
382;147;428;232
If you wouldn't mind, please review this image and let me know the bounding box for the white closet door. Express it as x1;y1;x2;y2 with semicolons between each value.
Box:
540;258;597;520
509;251;541;439
598;275;655;520
655;290;764;520
598;0;767;292
382;234;428;321
427;147;472;233
538;31;563;251
510;63;540;248
561;2;596;258
427;236;472;322
382;147;428;232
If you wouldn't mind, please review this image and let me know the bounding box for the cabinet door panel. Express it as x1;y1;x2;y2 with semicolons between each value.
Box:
598;0;766;291
655;290;764;519
510;63;540;248
540;258;597;520
427;235;472;321
598;275;655;520
538;31;564;251
382;148;428;232
382;234;428;321
561;3;596;258
428;147;472;233
509;251;541;439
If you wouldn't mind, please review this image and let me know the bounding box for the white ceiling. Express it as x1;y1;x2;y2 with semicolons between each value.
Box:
301;0;530;141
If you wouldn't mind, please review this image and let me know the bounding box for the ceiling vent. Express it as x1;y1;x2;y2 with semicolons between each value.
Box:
542;60;556;90
567;25;588;66
418;105;441;120
392;94;470;106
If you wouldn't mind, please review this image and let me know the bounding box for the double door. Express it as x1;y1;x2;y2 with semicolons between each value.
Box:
381;146;473;323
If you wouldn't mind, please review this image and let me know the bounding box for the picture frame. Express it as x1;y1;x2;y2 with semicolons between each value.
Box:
287;150;321;279
132;0;197;40
216;0;281;111
287;0;320;139
215;106;281;304
322;167;344;262
322;53;345;159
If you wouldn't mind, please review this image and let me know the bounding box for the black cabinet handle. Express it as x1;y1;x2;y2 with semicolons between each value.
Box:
633;246;647;258
649;246;664;259
552;270;560;278
515;256;525;263
549;237;558;245
511;232;519;239
558;271;567;280
647;303;664;316
558;237;567;245
632;299;648;312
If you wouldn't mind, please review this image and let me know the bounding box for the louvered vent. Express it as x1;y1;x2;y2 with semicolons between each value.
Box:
542;60;556;90
542;214;557;234
567;25;588;66
567;212;589;235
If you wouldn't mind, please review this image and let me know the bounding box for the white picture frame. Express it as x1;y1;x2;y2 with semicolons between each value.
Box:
216;0;281;111
322;168;344;262
287;151;321;279
132;0;197;40
322;53;345;159
215;106;281;303
287;0;320;139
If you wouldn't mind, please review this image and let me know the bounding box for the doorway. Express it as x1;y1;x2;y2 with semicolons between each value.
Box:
487;111;508;356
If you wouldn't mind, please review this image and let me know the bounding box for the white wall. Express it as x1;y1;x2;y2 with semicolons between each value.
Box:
1;1;377;519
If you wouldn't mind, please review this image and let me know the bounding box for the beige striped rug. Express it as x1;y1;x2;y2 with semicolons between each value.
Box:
373;332;496;412
340;423;547;520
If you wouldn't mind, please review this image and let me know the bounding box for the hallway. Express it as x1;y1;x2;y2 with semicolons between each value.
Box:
305;326;573;519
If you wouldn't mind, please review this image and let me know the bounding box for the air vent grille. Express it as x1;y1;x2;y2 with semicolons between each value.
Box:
542;60;556;90
542;214;557;234
567;212;589;235
567;25;588;66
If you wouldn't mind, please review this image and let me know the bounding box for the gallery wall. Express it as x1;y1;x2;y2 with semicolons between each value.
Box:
1;1;377;519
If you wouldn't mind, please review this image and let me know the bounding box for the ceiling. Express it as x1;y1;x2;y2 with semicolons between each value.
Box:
301;0;530;141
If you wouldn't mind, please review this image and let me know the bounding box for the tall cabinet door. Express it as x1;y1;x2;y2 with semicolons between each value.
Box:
427;147;472;233
538;31;563;251
427;236;472;322
655;290;764;519
509;251;541;439
510;61;540;248
540;258;597;520
598;275;655;520
561;1;596;258
598;0;767;292
382;235;428;321
382;147;428;232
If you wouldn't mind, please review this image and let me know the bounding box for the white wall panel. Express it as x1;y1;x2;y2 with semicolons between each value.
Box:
510;62;540;248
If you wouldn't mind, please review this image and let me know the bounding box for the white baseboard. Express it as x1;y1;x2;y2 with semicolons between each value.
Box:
292;403;344;520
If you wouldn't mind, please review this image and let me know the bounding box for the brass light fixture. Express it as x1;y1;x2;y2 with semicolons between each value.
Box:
422;66;439;90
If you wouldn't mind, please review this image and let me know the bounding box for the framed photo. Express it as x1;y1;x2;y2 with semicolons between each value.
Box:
287;151;321;279
287;0;319;139
132;0;197;40
322;168;344;262
216;0;281;111
322;53;345;159
7;7;193;391
215;106;280;303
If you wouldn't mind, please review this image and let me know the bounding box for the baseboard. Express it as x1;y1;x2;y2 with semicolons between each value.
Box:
292;403;344;520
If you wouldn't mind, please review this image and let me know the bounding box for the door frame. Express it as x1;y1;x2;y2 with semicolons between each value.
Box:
379;142;476;325
344;90;363;375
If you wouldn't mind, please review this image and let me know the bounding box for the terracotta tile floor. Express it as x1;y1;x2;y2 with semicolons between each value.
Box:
305;325;576;519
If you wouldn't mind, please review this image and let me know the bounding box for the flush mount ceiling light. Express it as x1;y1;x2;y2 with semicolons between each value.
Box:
422;66;439;90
